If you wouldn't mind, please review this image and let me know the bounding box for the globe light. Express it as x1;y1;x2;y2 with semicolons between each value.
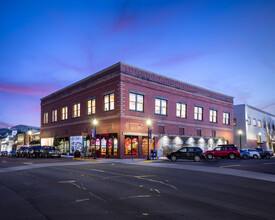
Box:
146;119;151;126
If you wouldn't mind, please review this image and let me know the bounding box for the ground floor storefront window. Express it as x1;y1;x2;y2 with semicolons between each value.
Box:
142;137;155;155
90;133;118;157
125;136;138;155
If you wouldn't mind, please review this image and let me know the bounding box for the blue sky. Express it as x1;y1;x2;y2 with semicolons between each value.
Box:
0;0;275;128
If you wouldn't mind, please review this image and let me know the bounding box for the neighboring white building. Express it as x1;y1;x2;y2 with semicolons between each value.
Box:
233;104;275;152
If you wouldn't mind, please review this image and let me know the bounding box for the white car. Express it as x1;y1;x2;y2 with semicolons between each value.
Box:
243;149;261;159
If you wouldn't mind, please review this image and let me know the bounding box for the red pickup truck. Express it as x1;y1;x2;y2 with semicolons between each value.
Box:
205;144;240;160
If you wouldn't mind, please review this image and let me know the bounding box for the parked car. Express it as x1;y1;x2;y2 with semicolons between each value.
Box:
8;150;17;157
167;147;204;162
205;145;240;160
0;151;8;157
240;149;260;159
253;148;274;159
40;146;61;158
28;146;42;158
16;147;29;157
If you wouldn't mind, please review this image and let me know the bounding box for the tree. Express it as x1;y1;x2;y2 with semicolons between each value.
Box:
53;135;61;147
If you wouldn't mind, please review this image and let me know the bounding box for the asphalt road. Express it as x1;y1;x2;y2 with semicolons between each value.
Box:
0;157;275;220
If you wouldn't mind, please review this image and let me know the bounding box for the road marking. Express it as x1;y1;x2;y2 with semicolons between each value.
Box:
23;162;33;165
72;158;101;162
219;165;241;168
58;180;76;183
75;198;89;203
263;162;275;165
139;160;152;163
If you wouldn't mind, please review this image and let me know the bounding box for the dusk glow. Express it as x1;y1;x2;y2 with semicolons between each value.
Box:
1;0;275;128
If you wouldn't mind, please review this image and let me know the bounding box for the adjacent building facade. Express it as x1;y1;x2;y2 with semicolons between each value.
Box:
41;62;234;158
233;104;275;152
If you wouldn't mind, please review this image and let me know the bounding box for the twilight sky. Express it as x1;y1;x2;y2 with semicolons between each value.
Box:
1;0;275;128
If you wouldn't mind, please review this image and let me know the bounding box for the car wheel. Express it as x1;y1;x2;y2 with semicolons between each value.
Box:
194;155;201;162
266;154;271;159
33;153;36;158
228;153;235;160
45;153;48;158
242;155;248;159
171;155;177;162
253;154;259;159
206;154;213;160
58;155;61;158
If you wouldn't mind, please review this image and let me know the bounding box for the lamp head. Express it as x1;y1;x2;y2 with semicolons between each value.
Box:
146;119;151;126
238;130;243;135
93;119;98;126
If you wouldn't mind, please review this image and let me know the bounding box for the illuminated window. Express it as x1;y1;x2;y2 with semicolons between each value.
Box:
223;112;230;125
194;106;203;121
104;93;114;111
87;98;96;115
43;112;48;124
125;136;138;155
233;118;236;126
61;106;68;120
258;120;262;128
210;109;217;123
176;103;187;118
51;109;57;122
155;98;167;115
73;103;80;118
129;93;144;112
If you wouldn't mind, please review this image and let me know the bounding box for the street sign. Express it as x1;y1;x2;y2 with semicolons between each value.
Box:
91;129;95;139
149;129;152;139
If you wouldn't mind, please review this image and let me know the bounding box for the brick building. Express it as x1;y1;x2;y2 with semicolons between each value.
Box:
41;62;234;158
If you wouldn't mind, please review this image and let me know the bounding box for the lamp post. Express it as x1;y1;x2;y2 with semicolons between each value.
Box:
93;119;98;159
146;119;151;160
28;130;32;146
238;130;243;150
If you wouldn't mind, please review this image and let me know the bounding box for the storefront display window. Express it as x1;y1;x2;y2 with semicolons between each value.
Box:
108;138;113;155
101;137;106;155
125;136;138;155
96;138;100;151
114;138;118;156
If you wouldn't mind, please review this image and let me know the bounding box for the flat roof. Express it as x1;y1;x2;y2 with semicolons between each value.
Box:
234;104;275;117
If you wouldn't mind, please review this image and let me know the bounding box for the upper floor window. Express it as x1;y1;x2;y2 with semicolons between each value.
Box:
73;103;80;118
87;98;96;115
209;109;217;123
51;109;57;122
155;98;167;115
176;103;186;118
43;112;48;124
179;127;185;135
252;118;257;126
129;93;144;112
233;118;236;126
212;130;216;138
258;120;262;128
61;106;68;120
223;112;230;125
194;106;203;121
104;93;114;111
247;117;251;125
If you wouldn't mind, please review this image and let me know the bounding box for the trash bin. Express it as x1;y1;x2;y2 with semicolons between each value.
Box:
74;150;81;158
150;150;157;160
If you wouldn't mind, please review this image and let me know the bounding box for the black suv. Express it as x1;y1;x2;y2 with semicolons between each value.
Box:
16;147;29;157
40;146;61;158
28;146;42;158
167;147;204;162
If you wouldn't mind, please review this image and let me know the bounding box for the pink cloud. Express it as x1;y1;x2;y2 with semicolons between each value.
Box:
0;121;13;129
0;82;58;96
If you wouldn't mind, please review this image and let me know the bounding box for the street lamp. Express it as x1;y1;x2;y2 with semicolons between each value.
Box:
258;132;262;146
93;119;98;159
28;130;32;146
146;119;152;160
238;130;243;150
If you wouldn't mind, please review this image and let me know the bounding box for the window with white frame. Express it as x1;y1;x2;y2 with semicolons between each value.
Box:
129;93;144;112
176;102;187;118
155;98;167;115
87;98;96;115
61;106;68;120
247;117;251;125
194;106;203;120
73;103;80;118
223;112;230;125
209;109;217;123
252;118;257;126
51;109;57;122
43;112;48;124
104;93;114;111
